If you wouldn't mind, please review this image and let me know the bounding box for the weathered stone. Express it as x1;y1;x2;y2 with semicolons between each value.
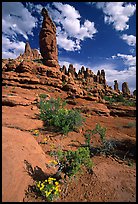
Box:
81;66;85;73
97;70;100;75
122;82;130;95
133;90;136;96
39;8;59;67
60;65;68;75
25;42;33;57
114;80;119;92
17;42;42;61
16;61;38;73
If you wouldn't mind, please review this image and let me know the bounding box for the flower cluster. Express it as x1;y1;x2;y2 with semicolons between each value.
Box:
49;160;58;166
33;129;39;136
36;177;61;201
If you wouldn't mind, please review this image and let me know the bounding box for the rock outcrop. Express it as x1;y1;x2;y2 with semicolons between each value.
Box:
17;42;42;61
114;80;119;92
122;82;130;96
39;8;59;67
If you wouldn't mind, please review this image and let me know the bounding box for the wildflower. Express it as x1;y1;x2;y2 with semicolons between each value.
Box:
48;177;56;183
33;129;39;136
49;160;58;165
37;181;41;188
50;144;55;149
45;190;51;197
55;181;59;186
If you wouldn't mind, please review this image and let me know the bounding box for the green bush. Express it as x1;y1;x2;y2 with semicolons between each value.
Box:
39;97;84;134
103;94;135;106
84;123;106;147
55;147;93;178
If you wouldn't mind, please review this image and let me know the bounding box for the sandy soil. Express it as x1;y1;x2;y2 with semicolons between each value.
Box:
2;85;136;202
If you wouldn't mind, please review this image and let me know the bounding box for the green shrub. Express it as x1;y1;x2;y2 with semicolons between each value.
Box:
55;147;93;178
103;94;135;106
39;93;48;99
39;97;84;134
84;123;106;147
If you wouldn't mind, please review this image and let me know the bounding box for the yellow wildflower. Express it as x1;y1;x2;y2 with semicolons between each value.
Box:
48;177;56;182
55;181;59;186
49;160;58;165
50;144;55;149
45;191;51;197
40;185;45;191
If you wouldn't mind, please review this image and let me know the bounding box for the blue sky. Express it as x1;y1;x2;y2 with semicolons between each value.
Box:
2;2;136;92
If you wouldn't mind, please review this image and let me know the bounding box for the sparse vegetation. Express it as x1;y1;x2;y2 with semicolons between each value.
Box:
84;123;106;148
39;97;84;134
103;94;136;106
50;147;93;178
123;122;136;128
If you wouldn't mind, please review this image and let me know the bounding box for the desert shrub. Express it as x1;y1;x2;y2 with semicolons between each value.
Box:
52;147;93;178
39;97;84;134
103;95;116;104
35;177;61;201
122;100;135;106
103;94;135;106
84;123;106;148
123;122;136;128
39;93;48;99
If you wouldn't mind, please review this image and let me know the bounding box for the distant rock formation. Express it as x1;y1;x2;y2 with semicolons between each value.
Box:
39;8;59;67
133;89;136;96
17;42;42;60
114;80;119;92
60;66;106;85
122;82;130;95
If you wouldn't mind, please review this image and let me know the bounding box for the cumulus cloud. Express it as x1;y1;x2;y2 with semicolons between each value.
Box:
47;2;97;51
95;2;136;31
121;34;136;46
110;53;136;92
2;35;26;59
2;2;37;40
2;2;39;59
115;53;136;67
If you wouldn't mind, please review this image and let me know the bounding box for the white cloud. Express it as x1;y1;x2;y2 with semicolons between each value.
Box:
57;34;81;51
110;53;136;92
47;2;97;51
2;2;37;40
2;2;38;59
95;2;136;31
121;34;136;46
2;35;26;59
116;53;136;67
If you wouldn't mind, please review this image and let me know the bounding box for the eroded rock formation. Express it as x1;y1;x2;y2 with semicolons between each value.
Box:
39;8;59;67
17;42;42;61
122;82;130;95
114;80;119;92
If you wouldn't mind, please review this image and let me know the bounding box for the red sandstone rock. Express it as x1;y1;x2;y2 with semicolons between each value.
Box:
122;82;130;95
39;8;59;67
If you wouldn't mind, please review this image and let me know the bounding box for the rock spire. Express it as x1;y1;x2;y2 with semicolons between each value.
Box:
39;8;59;67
